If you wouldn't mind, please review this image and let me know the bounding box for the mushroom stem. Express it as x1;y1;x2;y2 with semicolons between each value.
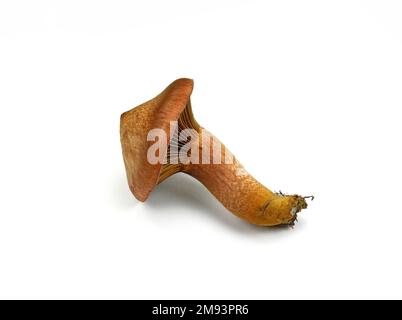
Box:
186;137;306;226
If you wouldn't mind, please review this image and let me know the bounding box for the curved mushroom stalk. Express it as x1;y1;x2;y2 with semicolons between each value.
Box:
120;78;309;227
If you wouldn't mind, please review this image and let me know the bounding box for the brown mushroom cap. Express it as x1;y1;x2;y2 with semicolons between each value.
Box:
120;78;194;201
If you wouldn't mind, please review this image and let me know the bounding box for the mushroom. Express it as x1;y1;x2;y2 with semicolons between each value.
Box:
120;78;310;226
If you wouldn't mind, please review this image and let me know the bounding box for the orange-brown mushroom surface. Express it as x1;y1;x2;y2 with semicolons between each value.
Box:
120;78;309;226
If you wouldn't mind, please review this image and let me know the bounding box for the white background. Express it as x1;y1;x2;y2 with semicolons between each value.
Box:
1;0;402;299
